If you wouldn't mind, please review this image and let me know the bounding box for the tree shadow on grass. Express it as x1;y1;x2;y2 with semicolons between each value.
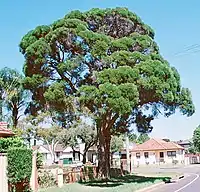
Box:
79;175;171;188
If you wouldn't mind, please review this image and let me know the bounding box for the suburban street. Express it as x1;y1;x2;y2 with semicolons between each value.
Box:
145;165;200;192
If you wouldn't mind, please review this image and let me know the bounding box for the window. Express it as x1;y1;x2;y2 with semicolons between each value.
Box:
144;152;149;158
167;151;176;157
56;152;60;158
121;154;126;159
136;153;140;159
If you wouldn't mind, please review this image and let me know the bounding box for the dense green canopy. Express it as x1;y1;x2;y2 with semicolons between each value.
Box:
20;7;195;178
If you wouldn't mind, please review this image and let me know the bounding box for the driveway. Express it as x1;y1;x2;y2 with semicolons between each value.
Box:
143;165;200;192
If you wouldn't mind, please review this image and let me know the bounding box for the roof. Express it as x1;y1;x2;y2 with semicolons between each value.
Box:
132;138;184;152
37;144;66;152
0;122;14;137
33;144;80;152
176;140;191;145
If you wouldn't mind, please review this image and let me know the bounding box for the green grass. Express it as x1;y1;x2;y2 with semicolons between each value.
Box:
39;174;172;192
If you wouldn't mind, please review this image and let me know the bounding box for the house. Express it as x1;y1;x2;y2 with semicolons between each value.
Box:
131;138;185;167
111;142;137;168
33;144;79;165
34;143;97;166
33;145;52;165
176;140;191;151
86;145;97;164
0;122;14;138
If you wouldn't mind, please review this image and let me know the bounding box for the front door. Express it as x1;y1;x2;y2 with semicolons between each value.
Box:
160;152;164;158
159;152;164;163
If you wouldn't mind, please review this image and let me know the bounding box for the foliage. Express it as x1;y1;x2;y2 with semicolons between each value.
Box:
60;121;97;163
136;133;150;144
7;147;32;186
188;144;197;154
20;7;195;178
192;125;200;152
36;123;62;163
38;170;56;188
0;137;24;153
81;166;96;181
128;132;137;143
16;112;52;146
110;135;124;153
127;132;149;144
36;124;61;145
0;67;29;127
37;152;44;169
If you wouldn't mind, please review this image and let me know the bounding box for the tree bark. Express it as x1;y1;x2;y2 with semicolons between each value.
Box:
82;152;87;164
97;127;111;180
12;103;18;128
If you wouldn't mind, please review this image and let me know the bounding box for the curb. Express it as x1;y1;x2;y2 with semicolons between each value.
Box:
136;181;164;192
136;174;186;192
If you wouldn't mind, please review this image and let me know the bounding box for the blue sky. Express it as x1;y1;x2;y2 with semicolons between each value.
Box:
1;0;200;140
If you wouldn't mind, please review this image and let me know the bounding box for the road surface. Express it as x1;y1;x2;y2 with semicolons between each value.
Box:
147;165;200;192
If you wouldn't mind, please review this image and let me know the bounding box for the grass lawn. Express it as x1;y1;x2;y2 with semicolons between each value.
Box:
39;173;177;192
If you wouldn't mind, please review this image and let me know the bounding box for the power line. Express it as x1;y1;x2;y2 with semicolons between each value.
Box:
174;44;200;56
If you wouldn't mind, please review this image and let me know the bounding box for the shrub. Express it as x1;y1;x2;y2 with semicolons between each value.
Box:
0;137;24;153
82;166;95;181
7;147;32;191
172;160;179;165
36;152;43;169
38;170;56;188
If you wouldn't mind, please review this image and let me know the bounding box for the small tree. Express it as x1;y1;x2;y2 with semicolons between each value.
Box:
60;122;97;164
16;112;51;146
110;135;124;167
110;135;124;154
193;125;200;152
36;125;62;164
0;67;28;127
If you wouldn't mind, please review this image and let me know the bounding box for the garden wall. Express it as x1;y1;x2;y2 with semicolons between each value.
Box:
0;153;8;192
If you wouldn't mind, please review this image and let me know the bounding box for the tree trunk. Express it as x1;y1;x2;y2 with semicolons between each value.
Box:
12;103;18;128
97;127;111;180
82;152;87;164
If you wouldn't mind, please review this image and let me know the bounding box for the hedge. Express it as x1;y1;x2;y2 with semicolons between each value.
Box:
0;137;24;153
7;147;32;186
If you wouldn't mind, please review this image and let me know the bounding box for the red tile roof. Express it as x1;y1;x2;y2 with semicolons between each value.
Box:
132;138;184;152
0;122;14;137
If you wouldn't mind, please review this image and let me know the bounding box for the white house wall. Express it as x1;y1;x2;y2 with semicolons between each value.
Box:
131;151;156;167
163;150;185;164
61;152;73;159
131;150;185;167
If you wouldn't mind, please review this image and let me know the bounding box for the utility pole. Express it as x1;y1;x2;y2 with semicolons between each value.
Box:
125;132;130;173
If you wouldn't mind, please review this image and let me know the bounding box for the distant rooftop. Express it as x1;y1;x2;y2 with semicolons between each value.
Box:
0;122;14;137
175;140;191;145
132;138;184;152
